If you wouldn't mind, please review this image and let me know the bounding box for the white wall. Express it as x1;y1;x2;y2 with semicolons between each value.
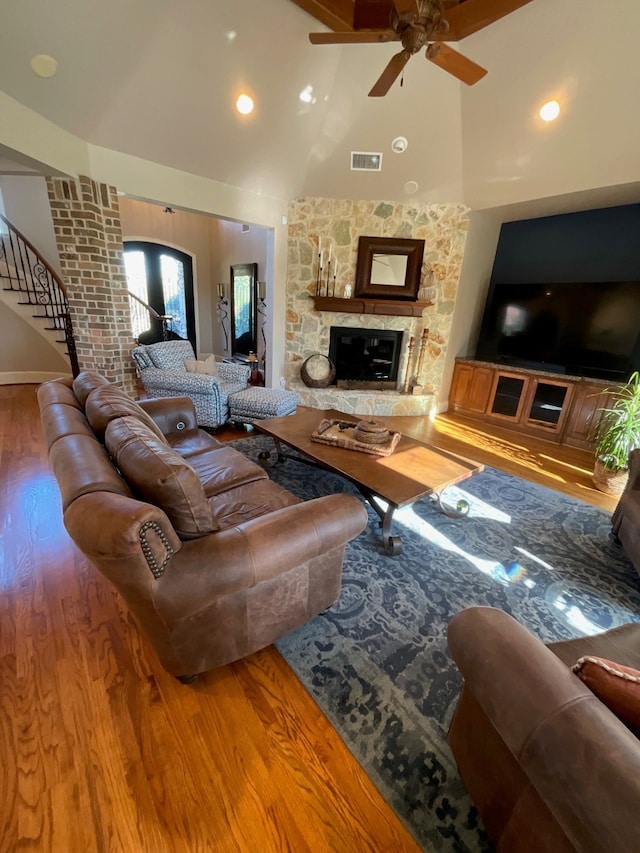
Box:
461;0;640;210
0;300;69;378
439;209;503;409
0;175;61;272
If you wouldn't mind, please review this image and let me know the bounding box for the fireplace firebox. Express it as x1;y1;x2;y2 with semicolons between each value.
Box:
328;326;404;388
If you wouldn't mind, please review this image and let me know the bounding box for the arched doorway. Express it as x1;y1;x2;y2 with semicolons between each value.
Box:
123;241;196;351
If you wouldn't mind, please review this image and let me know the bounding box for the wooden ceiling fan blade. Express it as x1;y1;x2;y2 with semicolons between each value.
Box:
310;30;397;44
427;43;487;85
369;51;411;97
444;0;534;41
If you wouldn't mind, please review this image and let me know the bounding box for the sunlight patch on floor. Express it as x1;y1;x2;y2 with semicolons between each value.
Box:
394;491;514;581
514;546;556;572
552;598;603;635
539;453;592;477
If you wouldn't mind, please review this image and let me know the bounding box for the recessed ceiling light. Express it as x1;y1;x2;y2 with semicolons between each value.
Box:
30;54;58;78
539;100;560;122
236;93;254;115
404;180;419;195
225;30;237;42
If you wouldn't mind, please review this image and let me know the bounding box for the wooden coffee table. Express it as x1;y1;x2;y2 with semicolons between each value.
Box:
255;408;483;555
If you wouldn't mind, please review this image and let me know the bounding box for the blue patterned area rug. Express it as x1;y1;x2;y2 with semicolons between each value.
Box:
231;436;640;852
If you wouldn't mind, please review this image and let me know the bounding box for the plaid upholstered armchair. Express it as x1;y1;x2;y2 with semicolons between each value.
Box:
132;340;250;428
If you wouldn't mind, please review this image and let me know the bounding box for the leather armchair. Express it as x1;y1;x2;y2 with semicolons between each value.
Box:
132;340;249;428
612;448;640;576
448;607;640;852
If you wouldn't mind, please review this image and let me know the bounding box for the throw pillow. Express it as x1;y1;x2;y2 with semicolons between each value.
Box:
572;655;640;733
184;354;219;377
105;416;217;539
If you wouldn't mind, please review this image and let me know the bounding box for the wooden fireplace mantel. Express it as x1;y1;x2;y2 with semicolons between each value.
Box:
312;295;432;318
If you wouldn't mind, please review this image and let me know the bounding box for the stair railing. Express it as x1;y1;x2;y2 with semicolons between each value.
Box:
128;291;174;342
0;212;79;376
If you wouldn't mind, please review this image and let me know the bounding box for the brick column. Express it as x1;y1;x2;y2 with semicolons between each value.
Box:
46;176;137;395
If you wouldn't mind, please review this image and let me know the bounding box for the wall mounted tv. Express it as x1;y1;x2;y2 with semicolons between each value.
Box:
475;281;640;382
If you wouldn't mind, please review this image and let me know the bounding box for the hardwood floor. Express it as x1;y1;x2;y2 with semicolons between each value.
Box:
390;410;617;514
0;387;617;852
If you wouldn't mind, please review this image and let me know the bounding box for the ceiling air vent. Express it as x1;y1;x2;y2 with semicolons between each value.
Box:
351;151;383;171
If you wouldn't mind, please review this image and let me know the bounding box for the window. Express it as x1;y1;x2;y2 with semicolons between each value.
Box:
124;241;195;350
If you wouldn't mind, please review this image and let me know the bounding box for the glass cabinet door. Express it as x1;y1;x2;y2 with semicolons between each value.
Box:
490;374;527;419
527;382;568;427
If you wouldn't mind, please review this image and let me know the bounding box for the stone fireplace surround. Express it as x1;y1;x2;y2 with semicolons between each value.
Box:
284;197;469;417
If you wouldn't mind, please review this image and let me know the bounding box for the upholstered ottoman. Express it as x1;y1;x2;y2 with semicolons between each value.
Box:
228;387;299;424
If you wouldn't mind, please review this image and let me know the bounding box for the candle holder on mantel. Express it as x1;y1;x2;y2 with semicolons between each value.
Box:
315;239;338;297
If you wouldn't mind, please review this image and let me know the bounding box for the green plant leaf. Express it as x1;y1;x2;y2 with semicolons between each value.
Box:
594;371;640;470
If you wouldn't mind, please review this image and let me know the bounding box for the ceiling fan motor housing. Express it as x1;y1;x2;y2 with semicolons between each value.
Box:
394;0;447;54
312;0;516;96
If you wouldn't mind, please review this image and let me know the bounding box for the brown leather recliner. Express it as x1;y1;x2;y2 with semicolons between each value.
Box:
447;606;640;852
612;448;640;576
38;372;367;681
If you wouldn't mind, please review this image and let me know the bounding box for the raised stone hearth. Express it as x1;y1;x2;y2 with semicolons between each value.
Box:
289;379;435;417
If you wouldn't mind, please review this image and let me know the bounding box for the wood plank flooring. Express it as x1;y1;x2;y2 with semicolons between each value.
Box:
0;387;616;852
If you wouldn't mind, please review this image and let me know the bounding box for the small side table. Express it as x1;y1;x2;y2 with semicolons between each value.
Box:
248;364;264;387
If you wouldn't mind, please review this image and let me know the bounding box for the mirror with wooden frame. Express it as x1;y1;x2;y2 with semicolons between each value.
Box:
230;262;258;357
354;236;425;301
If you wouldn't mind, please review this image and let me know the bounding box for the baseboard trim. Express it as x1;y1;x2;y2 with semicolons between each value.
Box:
0;371;72;385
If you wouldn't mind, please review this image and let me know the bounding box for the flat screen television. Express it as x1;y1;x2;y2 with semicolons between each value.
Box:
474;281;640;381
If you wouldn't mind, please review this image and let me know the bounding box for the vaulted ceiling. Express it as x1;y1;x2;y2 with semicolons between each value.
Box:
0;0;543;204
1;0;638;214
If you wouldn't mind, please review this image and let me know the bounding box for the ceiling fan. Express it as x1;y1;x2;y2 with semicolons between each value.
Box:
308;0;534;97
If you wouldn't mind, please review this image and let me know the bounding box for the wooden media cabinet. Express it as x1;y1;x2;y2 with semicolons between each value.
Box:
448;358;615;450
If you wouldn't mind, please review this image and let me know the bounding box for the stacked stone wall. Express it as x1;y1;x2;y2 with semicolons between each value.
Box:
286;198;469;399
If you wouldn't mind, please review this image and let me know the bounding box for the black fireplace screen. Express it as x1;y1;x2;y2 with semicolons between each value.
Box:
328;326;404;383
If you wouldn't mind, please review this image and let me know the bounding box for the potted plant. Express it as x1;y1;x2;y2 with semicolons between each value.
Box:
593;371;640;496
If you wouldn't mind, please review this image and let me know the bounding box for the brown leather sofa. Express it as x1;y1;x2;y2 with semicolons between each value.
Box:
612;448;640;575
37;371;367;681
447;606;640;852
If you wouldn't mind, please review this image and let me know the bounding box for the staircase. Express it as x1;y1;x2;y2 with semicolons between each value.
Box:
0;212;78;376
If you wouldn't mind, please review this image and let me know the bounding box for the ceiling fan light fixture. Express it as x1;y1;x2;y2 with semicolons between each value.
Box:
391;136;408;154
